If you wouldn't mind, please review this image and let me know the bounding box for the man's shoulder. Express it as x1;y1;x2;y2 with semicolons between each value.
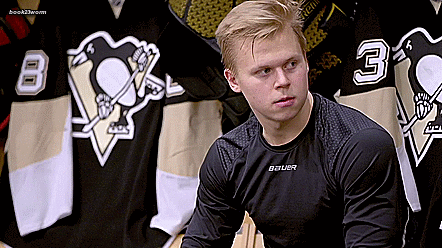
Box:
315;93;383;134
213;115;260;169
314;94;388;163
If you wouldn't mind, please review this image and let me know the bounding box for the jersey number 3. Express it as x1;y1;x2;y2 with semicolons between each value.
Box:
16;50;49;96
353;39;389;85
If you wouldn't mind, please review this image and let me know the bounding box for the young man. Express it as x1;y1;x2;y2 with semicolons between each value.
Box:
181;0;406;247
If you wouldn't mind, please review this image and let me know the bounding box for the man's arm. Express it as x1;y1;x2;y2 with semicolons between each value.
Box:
181;143;244;247
337;128;407;247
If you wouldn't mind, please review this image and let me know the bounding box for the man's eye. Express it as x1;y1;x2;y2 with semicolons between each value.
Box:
286;61;298;69
258;68;271;76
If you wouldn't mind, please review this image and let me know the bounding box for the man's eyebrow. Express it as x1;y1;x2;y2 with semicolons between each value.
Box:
252;55;301;70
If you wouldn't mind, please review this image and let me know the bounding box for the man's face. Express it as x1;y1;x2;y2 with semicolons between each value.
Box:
224;26;310;126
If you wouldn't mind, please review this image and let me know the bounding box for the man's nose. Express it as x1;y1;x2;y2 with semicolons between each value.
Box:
274;68;290;89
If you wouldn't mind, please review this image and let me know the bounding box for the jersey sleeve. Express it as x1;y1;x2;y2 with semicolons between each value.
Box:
336;128;406;247
1;3;74;237
150;96;223;238
335;1;420;213
181;142;244;247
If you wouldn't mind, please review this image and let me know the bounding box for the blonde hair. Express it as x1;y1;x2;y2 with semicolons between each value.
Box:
215;0;306;71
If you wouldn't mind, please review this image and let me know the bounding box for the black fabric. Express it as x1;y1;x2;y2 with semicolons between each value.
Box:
182;94;406;247
158;8;250;132
0;0;171;247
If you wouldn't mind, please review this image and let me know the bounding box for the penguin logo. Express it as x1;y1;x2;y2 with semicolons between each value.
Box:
393;27;442;165
67;31;165;166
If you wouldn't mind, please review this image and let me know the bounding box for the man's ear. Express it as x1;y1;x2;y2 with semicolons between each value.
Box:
224;68;241;93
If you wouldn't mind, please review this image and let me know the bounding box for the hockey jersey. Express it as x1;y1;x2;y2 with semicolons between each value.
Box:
335;0;442;246
0;0;243;247
0;0;174;247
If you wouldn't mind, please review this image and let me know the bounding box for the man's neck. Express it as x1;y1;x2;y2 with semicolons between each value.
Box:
262;92;314;146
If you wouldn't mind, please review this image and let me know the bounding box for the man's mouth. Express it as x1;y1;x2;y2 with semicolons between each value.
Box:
274;97;295;107
275;96;294;103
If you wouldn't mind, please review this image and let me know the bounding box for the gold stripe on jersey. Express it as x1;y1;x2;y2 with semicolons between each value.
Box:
7;95;69;172
157;100;222;177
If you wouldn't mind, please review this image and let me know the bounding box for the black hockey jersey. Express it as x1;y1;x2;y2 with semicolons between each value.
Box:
0;0;172;247
335;0;442;246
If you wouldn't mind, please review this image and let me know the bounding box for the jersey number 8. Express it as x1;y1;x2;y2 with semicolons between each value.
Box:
16;50;49;96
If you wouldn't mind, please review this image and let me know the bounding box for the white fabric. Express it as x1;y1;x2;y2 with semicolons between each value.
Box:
150;169;199;237
397;142;421;212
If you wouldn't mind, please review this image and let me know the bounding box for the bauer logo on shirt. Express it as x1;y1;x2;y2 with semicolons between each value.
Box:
268;164;298;172
393;27;442;166
67;31;165;166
